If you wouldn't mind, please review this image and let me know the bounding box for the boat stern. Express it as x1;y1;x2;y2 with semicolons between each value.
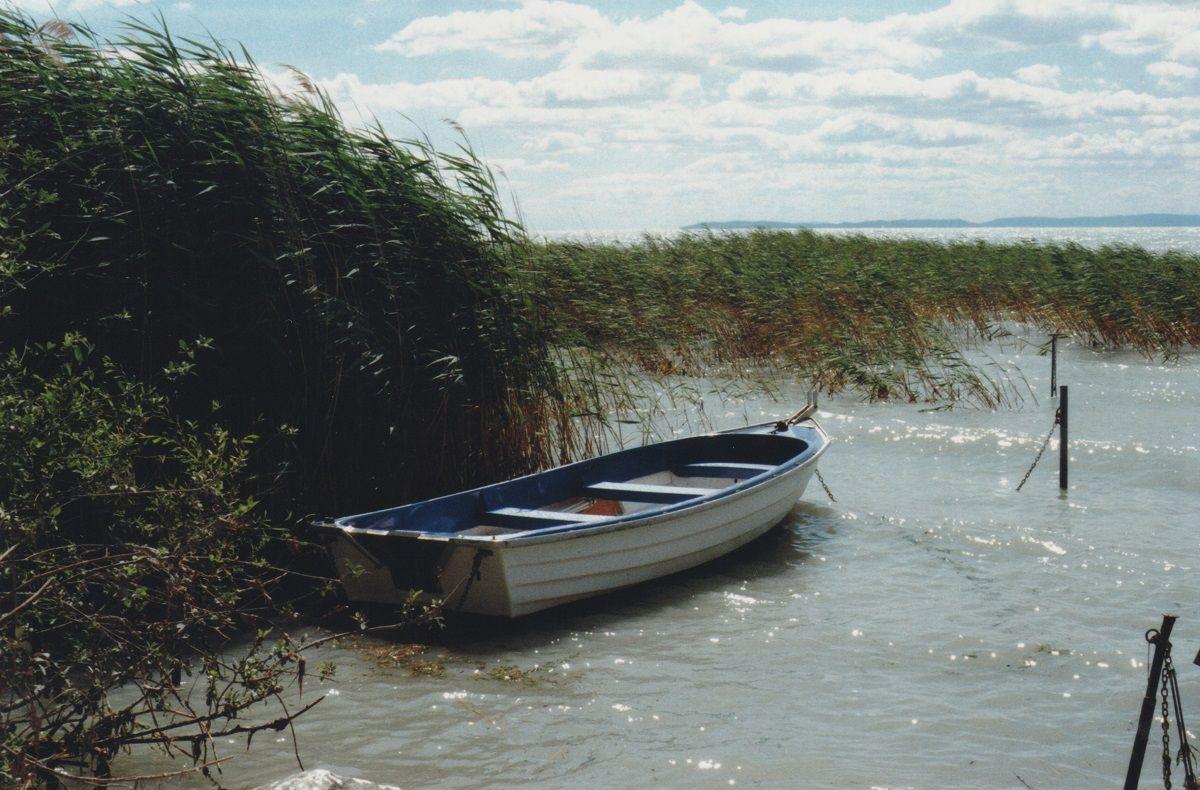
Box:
323;528;420;606
319;522;518;616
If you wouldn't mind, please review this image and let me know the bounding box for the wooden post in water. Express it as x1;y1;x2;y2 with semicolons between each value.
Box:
1125;614;1177;789
1050;334;1059;397
1058;385;1068;490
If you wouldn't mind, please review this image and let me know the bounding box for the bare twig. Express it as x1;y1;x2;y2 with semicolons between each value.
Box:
114;696;325;747
23;752;231;786
0;577;57;627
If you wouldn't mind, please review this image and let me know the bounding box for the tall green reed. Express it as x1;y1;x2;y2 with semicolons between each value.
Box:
528;229;1200;408
0;11;598;514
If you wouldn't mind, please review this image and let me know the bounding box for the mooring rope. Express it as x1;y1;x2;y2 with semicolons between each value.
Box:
1015;408;1061;492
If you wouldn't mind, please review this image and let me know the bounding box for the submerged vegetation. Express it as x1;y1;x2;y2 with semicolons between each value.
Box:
3;7;1200;785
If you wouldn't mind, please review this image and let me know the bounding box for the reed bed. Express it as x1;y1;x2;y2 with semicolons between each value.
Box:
0;11;600;516
528;231;1200;406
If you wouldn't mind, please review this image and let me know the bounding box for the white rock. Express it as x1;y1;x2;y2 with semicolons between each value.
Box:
256;769;400;790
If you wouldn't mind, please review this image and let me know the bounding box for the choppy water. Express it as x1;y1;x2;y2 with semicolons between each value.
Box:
120;329;1199;788
539;225;1200;254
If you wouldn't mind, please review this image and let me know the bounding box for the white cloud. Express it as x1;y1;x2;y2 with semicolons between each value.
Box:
728;68;1200;122
376;1;1200;71
522;130;599;154
323;73;524;113
886;0;1117;50
377;1;939;70
374;1;607;59
525;67;647;102
1014;63;1062;86
567;2;938;69
321;67;699;116
812;113;1004;147
489;157;571;174
1147;61;1200;79
1083;4;1200;62
7;0;144;11
68;0;143;10
336;1;1200;227
1146;59;1199;88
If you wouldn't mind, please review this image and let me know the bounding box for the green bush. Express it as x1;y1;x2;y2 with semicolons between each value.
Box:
0;338;313;784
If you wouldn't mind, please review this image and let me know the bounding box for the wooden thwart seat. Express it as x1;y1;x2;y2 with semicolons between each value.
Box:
676;462;774;479
581;481;720;503
487;507;608;528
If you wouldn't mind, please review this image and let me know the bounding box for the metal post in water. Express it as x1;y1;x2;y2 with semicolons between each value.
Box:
1050;334;1058;397
1058;385;1068;491
1125;614;1177;789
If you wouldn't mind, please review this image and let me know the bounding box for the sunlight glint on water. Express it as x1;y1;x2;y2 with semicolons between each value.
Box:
118;321;1200;789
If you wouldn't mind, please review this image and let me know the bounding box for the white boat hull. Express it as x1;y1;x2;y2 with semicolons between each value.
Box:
325;419;828;617
485;462;812;616
330;460;815;617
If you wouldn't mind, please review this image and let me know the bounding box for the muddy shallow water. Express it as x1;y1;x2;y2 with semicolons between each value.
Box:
121;330;1199;788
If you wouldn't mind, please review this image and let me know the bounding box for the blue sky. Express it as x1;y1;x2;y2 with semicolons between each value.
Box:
10;0;1200;231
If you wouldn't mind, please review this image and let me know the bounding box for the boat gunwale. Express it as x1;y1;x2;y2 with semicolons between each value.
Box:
472;438;826;547
321;420;829;547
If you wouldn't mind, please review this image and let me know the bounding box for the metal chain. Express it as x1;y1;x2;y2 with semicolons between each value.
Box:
453;549;487;611
815;468;836;502
1165;652;1198;789
1164;657;1174;789
1016;408;1061;492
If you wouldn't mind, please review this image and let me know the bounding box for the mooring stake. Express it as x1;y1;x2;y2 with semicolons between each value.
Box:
1058;385;1068;491
1124;614;1177;789
1050;333;1059;397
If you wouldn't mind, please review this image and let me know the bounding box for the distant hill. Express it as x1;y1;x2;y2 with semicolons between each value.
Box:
684;214;1200;230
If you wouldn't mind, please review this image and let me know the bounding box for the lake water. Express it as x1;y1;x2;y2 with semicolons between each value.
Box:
120;325;1200;788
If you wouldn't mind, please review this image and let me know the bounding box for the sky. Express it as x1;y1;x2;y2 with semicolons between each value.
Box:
8;0;1200;231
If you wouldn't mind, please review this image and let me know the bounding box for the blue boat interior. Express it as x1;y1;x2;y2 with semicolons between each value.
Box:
337;432;814;538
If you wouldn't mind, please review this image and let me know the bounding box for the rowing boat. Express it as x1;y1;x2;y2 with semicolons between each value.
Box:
317;405;829;617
